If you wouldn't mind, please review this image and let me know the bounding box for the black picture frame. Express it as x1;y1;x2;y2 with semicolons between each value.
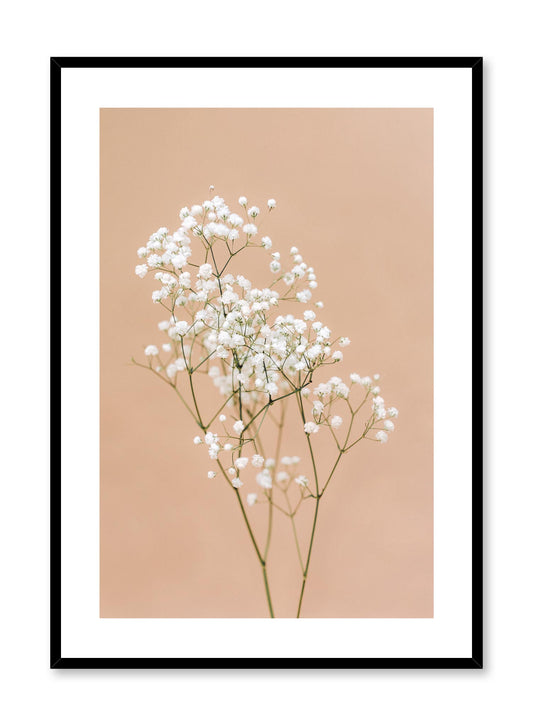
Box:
50;56;483;670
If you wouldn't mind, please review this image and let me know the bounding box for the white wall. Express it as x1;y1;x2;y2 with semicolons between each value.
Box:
1;1;529;724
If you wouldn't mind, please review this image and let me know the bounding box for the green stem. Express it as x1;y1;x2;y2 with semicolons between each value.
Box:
296;497;320;618
187;372;204;430
262;565;275;618
290;514;305;573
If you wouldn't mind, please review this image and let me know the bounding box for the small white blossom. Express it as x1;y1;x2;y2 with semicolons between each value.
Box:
193;436;202;445
235;457;248;470
304;421;319;434
256;469;273;489
173;321;189;336
331;415;343;429
144;345;158;356
238;196;247;206
198;263;213;280
233;420;245;435
247;493;258;506
376;431;388;443
135;264;148;278
231;477;244;488
267;199;276;209
207;471;216;479
252;454;264;468
243;223;257;236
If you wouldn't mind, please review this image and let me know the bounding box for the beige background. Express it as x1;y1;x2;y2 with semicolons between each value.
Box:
100;108;433;618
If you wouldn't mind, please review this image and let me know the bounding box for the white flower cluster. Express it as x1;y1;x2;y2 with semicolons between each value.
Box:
304;373;398;443
137;194;349;402
135;191;398;500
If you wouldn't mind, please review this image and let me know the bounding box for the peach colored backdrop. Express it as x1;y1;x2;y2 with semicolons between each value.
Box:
100;108;433;618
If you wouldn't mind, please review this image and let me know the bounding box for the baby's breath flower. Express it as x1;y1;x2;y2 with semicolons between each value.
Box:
135;189;399;603
198;263;213;280
233;420;245;435
256;469;273;489
243;223;257;236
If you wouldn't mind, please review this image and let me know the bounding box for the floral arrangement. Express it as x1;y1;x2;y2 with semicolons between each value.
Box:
133;190;398;617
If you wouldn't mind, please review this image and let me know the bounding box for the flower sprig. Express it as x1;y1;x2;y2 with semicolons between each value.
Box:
133;189;398;617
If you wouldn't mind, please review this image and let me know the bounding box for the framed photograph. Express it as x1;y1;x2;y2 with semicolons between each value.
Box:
51;56;482;668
